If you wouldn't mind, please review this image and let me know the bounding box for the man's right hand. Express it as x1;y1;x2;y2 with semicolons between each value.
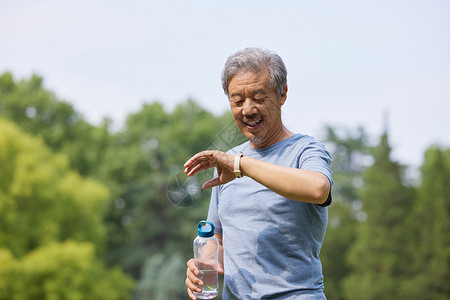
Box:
184;150;236;190
186;258;224;299
186;258;203;300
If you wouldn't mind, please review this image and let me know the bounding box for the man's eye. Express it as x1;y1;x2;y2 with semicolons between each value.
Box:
231;99;244;105
254;97;267;103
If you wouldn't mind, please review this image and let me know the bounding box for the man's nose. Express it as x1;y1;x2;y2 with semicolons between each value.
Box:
242;98;258;115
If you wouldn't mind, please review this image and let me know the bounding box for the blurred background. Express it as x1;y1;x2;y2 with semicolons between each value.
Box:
0;0;449;299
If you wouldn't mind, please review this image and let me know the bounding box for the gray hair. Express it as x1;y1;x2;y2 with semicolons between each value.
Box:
221;47;288;98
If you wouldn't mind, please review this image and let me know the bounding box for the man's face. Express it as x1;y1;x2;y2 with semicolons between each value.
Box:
227;69;287;148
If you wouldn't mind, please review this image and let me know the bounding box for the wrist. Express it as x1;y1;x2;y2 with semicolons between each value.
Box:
233;152;244;178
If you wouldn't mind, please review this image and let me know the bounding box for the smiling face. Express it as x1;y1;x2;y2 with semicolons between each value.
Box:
228;69;289;148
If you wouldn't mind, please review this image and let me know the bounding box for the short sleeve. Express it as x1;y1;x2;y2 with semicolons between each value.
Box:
299;140;334;207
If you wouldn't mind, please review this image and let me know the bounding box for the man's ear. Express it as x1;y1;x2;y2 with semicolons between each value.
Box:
280;84;288;106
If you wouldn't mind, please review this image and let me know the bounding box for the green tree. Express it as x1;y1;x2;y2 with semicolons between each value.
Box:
0;241;134;300
320;125;370;300
0;72;113;176
0;72;246;298
343;131;415;300
0;118;134;298
406;146;450;299
134;252;187;300
0;118;108;256
0;249;15;298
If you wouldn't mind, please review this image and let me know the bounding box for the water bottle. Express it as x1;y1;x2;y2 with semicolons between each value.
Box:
193;220;219;299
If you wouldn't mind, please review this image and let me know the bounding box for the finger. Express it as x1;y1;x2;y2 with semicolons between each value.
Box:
185;155;216;175
186;260;199;278
184;156;201;169
186;276;202;294
186;163;209;177
202;177;223;190
217;265;224;275
187;258;198;274
187;287;198;300
186;261;203;290
186;272;203;291
184;151;213;167
186;267;203;285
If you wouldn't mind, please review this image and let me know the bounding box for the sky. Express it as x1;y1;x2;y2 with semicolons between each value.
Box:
1;0;449;172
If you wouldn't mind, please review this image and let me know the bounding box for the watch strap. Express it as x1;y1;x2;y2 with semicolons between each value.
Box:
234;152;244;178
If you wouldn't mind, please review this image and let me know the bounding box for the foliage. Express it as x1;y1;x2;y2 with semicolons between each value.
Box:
406;146;450;299
320;126;370;299
0;241;134;300
343;132;415;299
1;71;449;299
134;252;186;300
0;118;134;299
0;72;113;177
0;118;108;256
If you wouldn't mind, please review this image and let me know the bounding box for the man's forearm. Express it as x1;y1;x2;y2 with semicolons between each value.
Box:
240;156;330;204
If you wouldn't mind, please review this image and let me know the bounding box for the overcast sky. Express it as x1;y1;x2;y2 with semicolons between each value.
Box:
1;0;449;171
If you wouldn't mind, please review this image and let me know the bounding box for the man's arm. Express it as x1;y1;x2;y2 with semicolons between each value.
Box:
240;156;330;204
184;150;331;205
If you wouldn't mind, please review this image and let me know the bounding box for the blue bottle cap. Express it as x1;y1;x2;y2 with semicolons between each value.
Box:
197;220;215;237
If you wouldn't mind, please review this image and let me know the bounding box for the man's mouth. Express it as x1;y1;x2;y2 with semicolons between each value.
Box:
243;118;263;129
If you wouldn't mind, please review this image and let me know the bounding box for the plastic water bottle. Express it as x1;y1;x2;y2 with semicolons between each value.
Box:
193;220;219;299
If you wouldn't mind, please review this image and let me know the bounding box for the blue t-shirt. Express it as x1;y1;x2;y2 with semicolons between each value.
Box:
207;134;333;299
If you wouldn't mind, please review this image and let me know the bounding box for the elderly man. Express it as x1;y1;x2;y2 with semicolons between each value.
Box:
184;48;333;299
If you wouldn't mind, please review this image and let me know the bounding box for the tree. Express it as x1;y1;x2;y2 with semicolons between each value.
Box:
320;125;370;300
0;118;134;298
0;72;247;298
406;146;450;299
0;241;134;300
0;118;108;256
134;252;187;300
343;132;415;299
0;72;113;176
